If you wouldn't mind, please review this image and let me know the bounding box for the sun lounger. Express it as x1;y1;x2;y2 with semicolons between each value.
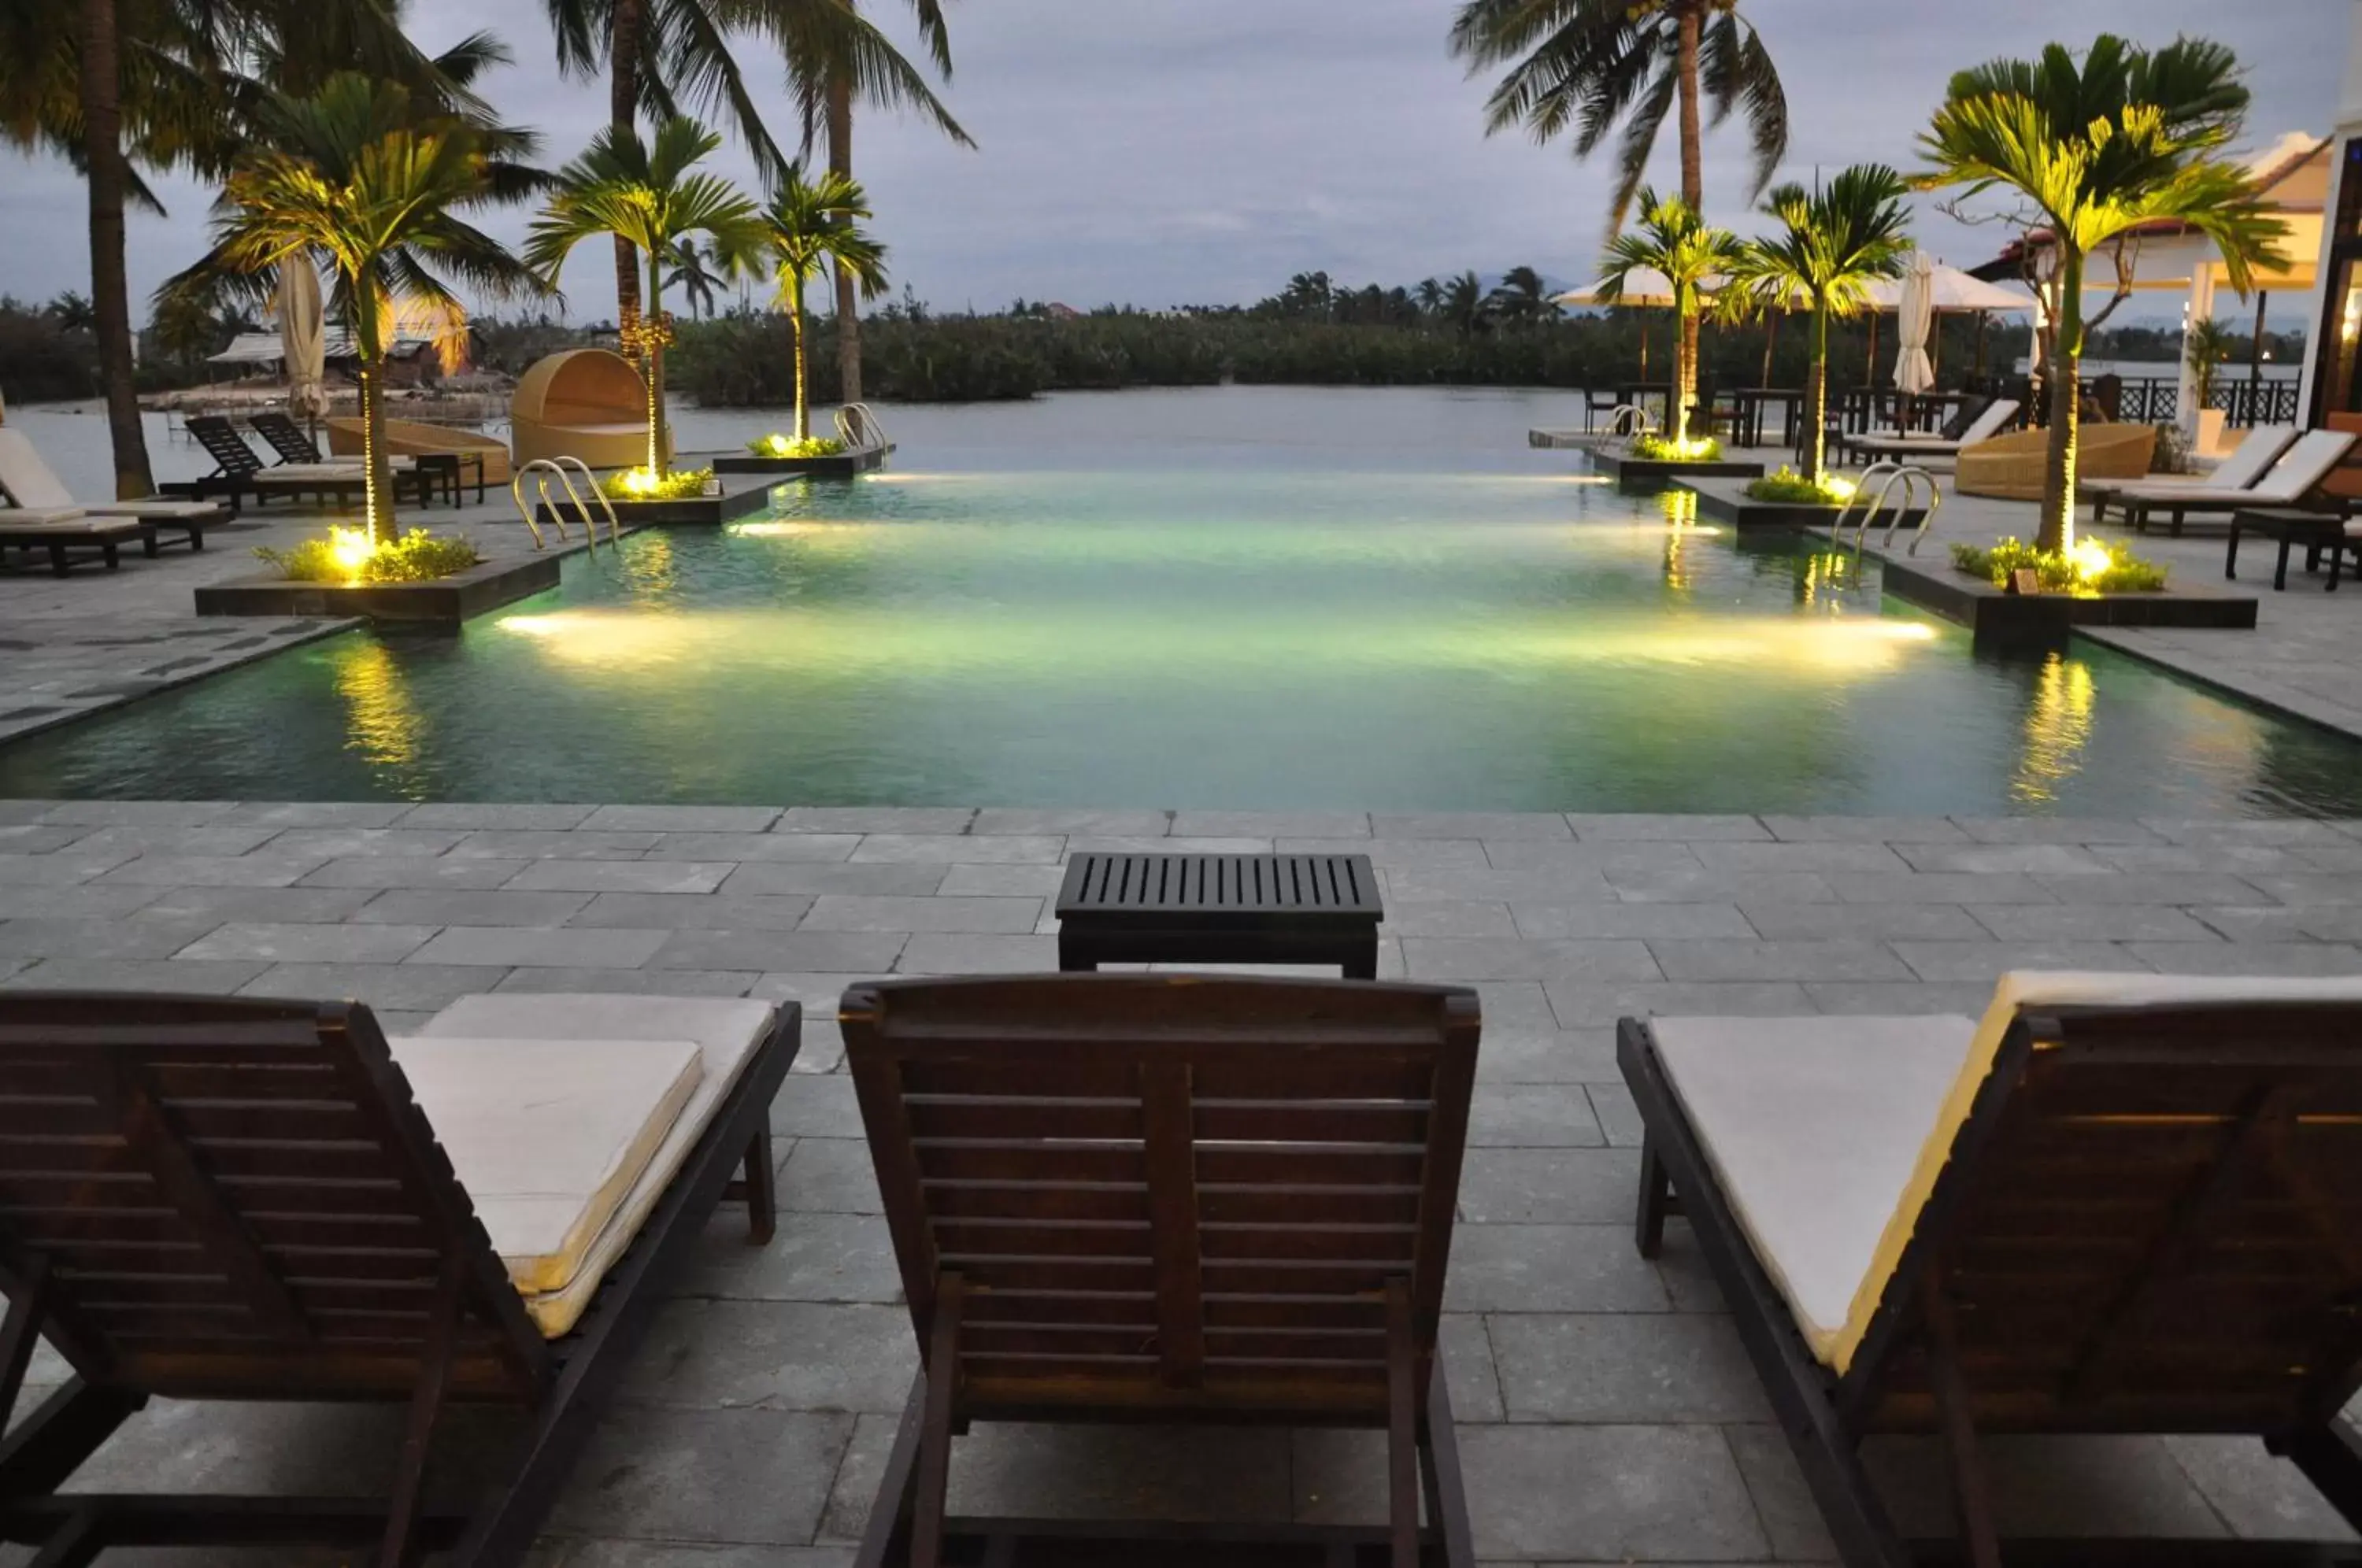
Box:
1844;399;2020;466
0;430;217;551
0;515;155;575
842;974;1480;1568
165;416;421;515
1618;971;2362;1567
248;409;337;466
2082;423;2300;516
0;989;797;1565
2095;429;2358;536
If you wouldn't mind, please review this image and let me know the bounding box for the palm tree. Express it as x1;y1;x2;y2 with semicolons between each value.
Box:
527;115;765;477
760;164;887;441
664;235;726;318
1597;187;1742;445
1920;35;2286;552
1414;276;1444;316
1440;271;1488;338
161;74;539;542
1449;0;1786;230
1728;164;1912;483
1489;264;1550;327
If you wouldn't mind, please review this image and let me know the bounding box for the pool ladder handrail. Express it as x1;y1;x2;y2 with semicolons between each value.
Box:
1833;461;1942;568
835;401;889;453
510;457;621;552
1604;404;1658;445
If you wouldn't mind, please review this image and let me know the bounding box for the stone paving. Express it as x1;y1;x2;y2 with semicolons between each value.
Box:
0;801;2358;1564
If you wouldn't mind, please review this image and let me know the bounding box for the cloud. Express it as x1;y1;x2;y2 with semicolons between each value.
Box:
0;0;2344;322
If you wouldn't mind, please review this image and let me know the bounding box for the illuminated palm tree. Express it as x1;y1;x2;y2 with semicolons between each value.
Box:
760;164;888;440
1597;187;1742;444
161;74;539;542
1920;35;2286;550
527;115;765;476
1729;164;1913;483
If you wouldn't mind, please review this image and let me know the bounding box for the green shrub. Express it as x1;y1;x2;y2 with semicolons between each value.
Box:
1745;465;1850;505
1950;536;2168;594
599;466;715;501
1630;433;1722;462
749;435;846;458
254;527;479;584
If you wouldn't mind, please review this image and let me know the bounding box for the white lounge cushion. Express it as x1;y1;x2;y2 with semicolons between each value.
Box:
78;499;223;520
387;1034;704;1296
417;993;777;1337
0;430;80;509
1656;969;2362;1375
0;508;94;528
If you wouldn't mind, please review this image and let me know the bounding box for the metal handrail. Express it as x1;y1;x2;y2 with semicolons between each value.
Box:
835;401;888;453
509;457;620;552
1831;462;1943;568
1604;404;1658;442
552;456;621;547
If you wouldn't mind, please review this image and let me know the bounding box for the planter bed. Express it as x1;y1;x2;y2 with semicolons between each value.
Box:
1679;476;1930;531
539;474;777;528
1876;552;2256;649
1590;451;1766;492
711;443;894;479
194;553;561;627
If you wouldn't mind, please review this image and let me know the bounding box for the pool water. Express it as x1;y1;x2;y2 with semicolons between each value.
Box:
4;387;2360;815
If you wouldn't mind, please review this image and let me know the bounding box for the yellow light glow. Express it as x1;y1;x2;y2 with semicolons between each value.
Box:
2012;653;2097;803
1823;476;1858;502
618;468;661;496
2069;538;2114;581
330;638;422;774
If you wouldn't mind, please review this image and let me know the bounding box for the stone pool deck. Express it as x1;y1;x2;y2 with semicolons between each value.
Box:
0;801;2358;1563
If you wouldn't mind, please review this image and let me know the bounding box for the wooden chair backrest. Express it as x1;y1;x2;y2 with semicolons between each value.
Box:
180;417;265;480
1848;1000;2362;1436
248;412;324;464
0;993;547;1403
843;975;1479;1424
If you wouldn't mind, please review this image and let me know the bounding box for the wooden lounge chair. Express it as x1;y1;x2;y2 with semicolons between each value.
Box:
842;974;1480;1568
0;989;797;1566
1618;971;2362;1568
1843;399;2020;468
167;416;422;515
2096;429;2359;536
0;430;217;551
247;409;338;465
2082;424;2301;521
0;516;154;575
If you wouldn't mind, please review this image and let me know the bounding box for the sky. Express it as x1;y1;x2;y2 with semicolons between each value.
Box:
0;0;2349;324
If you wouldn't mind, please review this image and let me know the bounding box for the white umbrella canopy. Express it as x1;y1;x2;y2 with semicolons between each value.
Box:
276;261;328;420
1862;265;2035;313
1894;252;1936;397
1554;268;1681;308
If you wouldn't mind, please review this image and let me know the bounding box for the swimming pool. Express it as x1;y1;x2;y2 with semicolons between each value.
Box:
3;389;2357;815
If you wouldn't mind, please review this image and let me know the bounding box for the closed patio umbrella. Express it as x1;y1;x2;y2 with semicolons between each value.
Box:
1894;251;1936;400
277;261;328;423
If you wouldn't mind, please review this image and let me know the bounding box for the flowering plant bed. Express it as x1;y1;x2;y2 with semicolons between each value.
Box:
1631;434;1722;463
1950;537;2168;595
254;526;479;585
1744;466;1854;506
713;440;893;479
599;466;716;502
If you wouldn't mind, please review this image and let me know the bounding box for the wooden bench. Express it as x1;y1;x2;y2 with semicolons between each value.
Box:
1055;852;1383;978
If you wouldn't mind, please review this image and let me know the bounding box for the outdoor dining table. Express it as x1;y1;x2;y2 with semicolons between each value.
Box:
1731;388;1801;452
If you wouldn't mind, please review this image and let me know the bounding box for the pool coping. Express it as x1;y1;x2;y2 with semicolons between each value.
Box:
0;616;361;749
710;444;894;479
194;553;562;626
1588;452;1767;492
1680;476;1931;531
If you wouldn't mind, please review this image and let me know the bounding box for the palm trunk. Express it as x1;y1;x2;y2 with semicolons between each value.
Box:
827;78;861;405
80;0;152;500
354;281;393;544
1760;309;1778;388
1808;301;1830;482
610;0;643;342
791;272;810;442
2038;250;2083;555
1674;2;1704;444
645;247;668;475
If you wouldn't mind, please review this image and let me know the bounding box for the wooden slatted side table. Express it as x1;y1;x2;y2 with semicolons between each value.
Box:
1054;852;1383;978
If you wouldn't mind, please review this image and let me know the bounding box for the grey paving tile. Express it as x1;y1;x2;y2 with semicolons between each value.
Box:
1723;1423;1838;1561
1068;834;1272;855
1801;981;1997;1016
408;926;668;967
536;1542;854;1567
1469;1082;1605;1147
1372;812;1574;840
643;832;861;863
972;808;1169;836
505;861;736;895
2187;905;2327;941
1169;811;1369;838
1464;980;1560;1036
1276;837;1488;869
1543;980;1816;1028
1383;864;1618;904
548;1404;853;1546
300;856;528;890
1649;1229;1727;1312
1760;815;1968;843
1489;1312;1769;1421
1692;841;1913;874
936;863;1067;897
72;824;283;857
0;850;135;886
2028;871;2275;905
943;1422;1290;1525
1441;1313;1506;1422
2250;874;2362;905
0;800;61;825
130;884;378;924
212;801;416;828
0;914;223;961
179;922;439;963
2139;819;2357;847
3;958;269;993
779;1137;882;1213
776;807;976;834
620;1299;912;1412
1380;900;1518;938
1568;813;1768;841
1457;1423;1767;1562
261;828;466;860
816;1410;901;1542
39;800;231;826
802;895;1042;934
354;889;593;927
570;893;816;930
580;804;783;832
1490;840;1704;874
0;881;165;919
2093;845;2362;875
768;1073;859;1138
1609;868;1838;905
1860;1433;2227;1539
1586;1082;1644;1147
491;967;759;997
1892;941;2152;983
1826;871;2059;904
242;963;500;1012
0;825;94;854
1512;902;1753;940
449;829;664;860
1896;844;2117;875
1738;901;1985;940
1648;940;1912;982
896;934;1059;974
850;834;1064;864
2160;1435;2362;1541
1443;1224;1666;1311
654;930;905;974
724;861;949;897
1968;904;2226;941
95;854;328;888
1474;1029;1620;1084
1401;937;1661;982
395;802;600;830
1458;1148;1642;1224
2122;942;2362;976
1953;817;2166;845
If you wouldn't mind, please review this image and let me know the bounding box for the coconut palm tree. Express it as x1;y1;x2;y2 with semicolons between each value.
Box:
760;164;888;441
1488;264;1552;327
1440;271;1489;338
161;73;539;542
664;235;726;318
1449;0;1786;231
527;115;765;477
1728;164;1913;483
1413;276;1444;316
1920;35;2286;552
1597;187;1742;445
